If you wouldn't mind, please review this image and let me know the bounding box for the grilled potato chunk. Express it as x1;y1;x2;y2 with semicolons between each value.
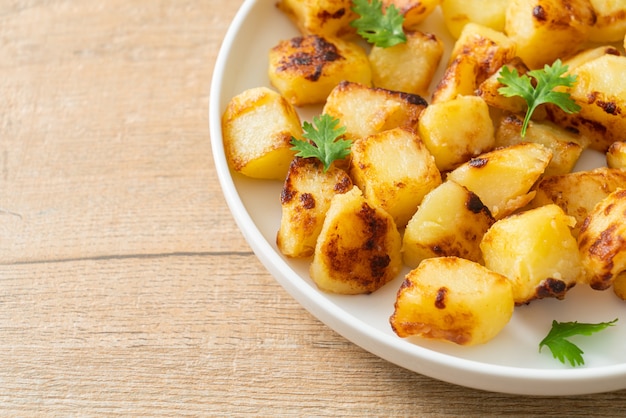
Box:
495;114;585;175
277;157;353;258
588;0;626;42
390;256;514;345
547;54;626;152
323;81;428;141
402;180;494;268
369;30;444;97
476;57;538;115
268;35;371;106
578;189;626;290
310;186;403;294
504;0;596;69
481;204;582;305
530;167;626;237
441;0;510;38
222;87;301;180
276;0;357;38
447;142;552;219
350;127;442;228
418;95;495;172
383;0;442;30
607;141;626;169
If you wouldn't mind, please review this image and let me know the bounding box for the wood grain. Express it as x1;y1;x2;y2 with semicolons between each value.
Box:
1;1;626;415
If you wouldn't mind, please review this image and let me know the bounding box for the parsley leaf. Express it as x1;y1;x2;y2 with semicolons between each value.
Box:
498;59;581;137
290;114;350;172
539;319;618;367
351;0;407;48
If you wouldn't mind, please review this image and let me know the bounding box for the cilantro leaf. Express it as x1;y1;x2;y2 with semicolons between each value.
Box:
539;319;618;367
351;0;407;48
290;114;350;172
498;59;581;137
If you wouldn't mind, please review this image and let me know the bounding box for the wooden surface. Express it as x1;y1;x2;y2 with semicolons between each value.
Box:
2;1;626;415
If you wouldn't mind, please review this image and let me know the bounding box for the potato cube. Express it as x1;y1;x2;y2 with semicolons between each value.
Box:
350;127;442;228
310;186;403;294
588;0;626;42
268;35;371;106
323;81;428;141
222;87;302;180
563;45;622;71
476;57;534;115
607;141;626;169
277;157;353;258
384;0;442;30
418;95;495;172
481;204;582;305
276;0;357;38
578;189;626;290
402;180;494;268
441;0;510;38
369;30;444;97
447;142;552;219
390;256;514;345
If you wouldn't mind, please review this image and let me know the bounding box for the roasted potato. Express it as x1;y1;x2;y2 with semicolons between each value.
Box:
504;0;596;69
418;95;495;171
268;35;371;106
441;0;510;39
578;188;626;290
481;204;582;305
612;272;626;300
447;142;552;219
369;30;444;97
588;0;626;42
390;256;514;345
384;0;442;30
277;157;353;258
323;81;428;141
222;87;301;180
310;186;403;294
402;180;494;268
350;127;442;228
607;141;626;169
276;0;357;38
563;45;622;71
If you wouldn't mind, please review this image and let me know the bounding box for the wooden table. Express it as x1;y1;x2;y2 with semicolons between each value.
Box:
2;1;626;415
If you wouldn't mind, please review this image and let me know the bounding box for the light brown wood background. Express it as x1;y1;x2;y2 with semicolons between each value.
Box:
1;0;626;415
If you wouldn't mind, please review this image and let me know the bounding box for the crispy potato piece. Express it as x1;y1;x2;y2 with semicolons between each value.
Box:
350;127;442;228
441;0;510;38
402;180;494;268
222;87;301;180
268;35;371;106
447;142;552;219
310;186;403;294
607;141;626;169
390;256;514;345
481;204;582;305
383;0;442;30
563;45;622;71
530;167;626;237
277;157;353;258
547;54;626;152
588;0;626;42
369;30;444;97
323;81;428;141
504;0;596;69
495;114;585;175
276;0;357;38
476;58;531;115
578;189;626;290
418;95;495;172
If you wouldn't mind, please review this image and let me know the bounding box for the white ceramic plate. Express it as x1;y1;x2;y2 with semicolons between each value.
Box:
209;0;626;396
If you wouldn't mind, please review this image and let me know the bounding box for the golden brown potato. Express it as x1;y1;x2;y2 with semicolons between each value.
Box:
578;188;626;290
481;204;582;305
384;0;442;30
588;0;626;42
530;167;626;237
447;142;552;219
268;35;371;106
612;272;626;300
476;58;532;115
350;127;442;228
494;114;585;175
222;87;302;180
607;141;626;169
310;186;403;294
276;0;357;38
390;256;514;345
323;81;428;141
563;45;622;71
504;0;596;69
441;0;510;38
277;157;353;258
418;95;495;172
402;180;495;268
369;30;444;97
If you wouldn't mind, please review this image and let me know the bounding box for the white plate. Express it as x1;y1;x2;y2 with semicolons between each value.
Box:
209;0;626;396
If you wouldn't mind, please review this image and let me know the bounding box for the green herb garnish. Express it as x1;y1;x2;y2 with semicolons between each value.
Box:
498;59;581;137
350;0;407;48
290;114;351;172
539;319;618;367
